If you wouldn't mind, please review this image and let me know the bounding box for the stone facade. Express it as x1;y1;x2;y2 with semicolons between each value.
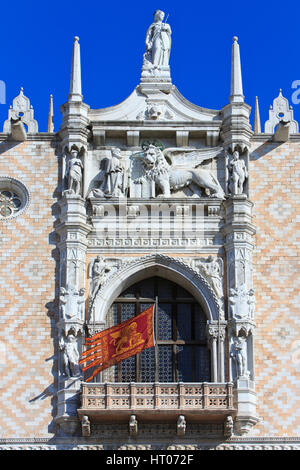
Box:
0;11;299;450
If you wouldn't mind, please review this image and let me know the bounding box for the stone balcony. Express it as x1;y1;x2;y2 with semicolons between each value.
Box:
78;382;235;424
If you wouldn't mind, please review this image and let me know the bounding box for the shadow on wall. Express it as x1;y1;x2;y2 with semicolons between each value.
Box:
250;140;284;161
28;140;62;436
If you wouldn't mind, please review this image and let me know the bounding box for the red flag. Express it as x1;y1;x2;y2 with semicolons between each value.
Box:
79;304;155;382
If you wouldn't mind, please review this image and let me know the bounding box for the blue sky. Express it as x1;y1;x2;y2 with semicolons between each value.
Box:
1;0;300;132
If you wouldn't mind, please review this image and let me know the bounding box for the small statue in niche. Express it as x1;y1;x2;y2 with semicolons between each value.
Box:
88;255;111;303
230;336;249;378
65;148;84;195
228;150;248;195
144;10;172;67
59;333;80;378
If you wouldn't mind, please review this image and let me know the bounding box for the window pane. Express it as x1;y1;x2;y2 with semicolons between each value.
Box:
158;345;173;382
120;355;136;382
139;278;155;298
195;346;210;382
177;303;191;340
121;302;135;321
176;286;192;298
140;347;155;382
177;345;193;382
157;278;173;298
157;303;172;340
194;305;207;341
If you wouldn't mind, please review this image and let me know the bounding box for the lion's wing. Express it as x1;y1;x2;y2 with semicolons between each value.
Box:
163;147;222;168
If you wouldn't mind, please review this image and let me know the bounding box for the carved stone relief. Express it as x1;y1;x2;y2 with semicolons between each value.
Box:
131;144;224;198
87;144;225;200
59;284;85;322
192;256;224;300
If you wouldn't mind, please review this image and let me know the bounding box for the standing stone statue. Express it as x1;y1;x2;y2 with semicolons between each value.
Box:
91;148;125;198
102;148;125;197
229;151;248;195
230;336;249;378
66;149;83;195
144;10;172;67
59;333;80;378
89;255;111;303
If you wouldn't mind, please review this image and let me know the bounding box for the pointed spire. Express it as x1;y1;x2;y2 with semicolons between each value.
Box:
47;94;54;132
68;36;82;102
230;36;244;103
254;96;261;134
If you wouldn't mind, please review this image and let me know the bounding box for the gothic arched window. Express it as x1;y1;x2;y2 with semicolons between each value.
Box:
105;276;210;383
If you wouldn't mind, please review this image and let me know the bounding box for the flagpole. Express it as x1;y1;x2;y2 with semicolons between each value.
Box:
155;296;158;382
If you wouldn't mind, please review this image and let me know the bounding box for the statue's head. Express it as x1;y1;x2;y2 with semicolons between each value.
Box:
111;148;121;158
144;145;160;169
233;150;240;160
71;149;79;159
154;9;165;22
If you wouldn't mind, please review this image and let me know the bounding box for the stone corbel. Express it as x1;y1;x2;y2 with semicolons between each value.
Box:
81;415;91;437
176;415;186;436
129;415;138;436
224;415;234;438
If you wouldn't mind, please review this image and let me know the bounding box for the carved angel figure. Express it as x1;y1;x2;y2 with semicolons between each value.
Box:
134;144;225;199
59;333;80;378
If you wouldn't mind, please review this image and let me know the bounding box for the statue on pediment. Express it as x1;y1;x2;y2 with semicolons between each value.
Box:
143;10;171;67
